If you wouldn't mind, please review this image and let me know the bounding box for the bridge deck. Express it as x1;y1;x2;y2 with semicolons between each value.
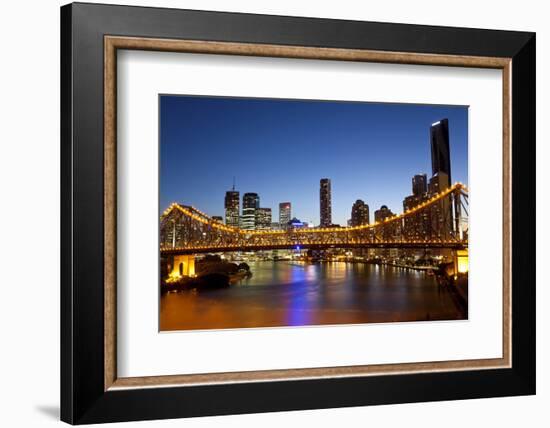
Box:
161;241;467;255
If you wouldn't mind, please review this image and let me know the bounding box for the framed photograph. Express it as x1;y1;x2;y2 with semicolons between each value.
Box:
61;2;535;424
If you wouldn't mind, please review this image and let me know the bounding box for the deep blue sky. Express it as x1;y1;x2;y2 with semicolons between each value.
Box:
160;95;468;226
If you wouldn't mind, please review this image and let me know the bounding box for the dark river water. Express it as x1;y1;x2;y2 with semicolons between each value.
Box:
160;261;466;331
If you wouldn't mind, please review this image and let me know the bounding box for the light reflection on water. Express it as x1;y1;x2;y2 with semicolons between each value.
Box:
160;261;466;331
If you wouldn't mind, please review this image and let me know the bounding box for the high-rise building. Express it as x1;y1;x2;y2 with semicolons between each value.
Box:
428;172;452;240
224;190;240;227
430;118;451;187
374;205;394;222
319;178;332;227
242;192;259;230
403;194;430;241
412;174;428;196
255;208;272;230
428;171;450;194
279;202;291;230
403;174;430;241
374;205;397;259
350;199;370;226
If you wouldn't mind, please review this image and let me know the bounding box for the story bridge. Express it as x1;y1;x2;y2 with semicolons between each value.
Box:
160;183;468;256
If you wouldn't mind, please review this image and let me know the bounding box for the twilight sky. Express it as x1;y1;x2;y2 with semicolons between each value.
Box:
160;95;468;226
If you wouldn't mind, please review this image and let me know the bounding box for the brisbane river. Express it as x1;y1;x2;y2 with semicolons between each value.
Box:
160;261;467;331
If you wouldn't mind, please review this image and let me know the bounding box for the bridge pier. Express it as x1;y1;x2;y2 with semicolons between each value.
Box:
169;254;196;278
452;249;469;279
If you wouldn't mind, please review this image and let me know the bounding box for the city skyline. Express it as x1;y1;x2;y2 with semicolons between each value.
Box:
160;95;468;225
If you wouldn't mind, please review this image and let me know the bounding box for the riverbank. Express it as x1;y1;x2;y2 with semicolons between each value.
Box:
162;255;252;292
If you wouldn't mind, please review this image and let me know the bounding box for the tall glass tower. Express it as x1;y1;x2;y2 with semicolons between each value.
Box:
351;199;370;226
430;118;451;187
242;193;260;230
412;173;428;196
279;202;291;230
319;178;332;227
255;208;272;230
224;190;240;227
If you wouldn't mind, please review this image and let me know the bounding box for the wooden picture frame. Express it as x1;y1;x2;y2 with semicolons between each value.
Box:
61;2;535;424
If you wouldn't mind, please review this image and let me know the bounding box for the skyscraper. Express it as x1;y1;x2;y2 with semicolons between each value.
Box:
374;205;397;258
319;178;332;227
279;202;291;230
374;205;394;223
403;193;430;241
242;193;260;230
428;172;450;194
412;174;428;196
428;172;452;240
350;199;370;226
224;190;240;227
430;118;451;187
403;173;430;240
255;208;272;230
